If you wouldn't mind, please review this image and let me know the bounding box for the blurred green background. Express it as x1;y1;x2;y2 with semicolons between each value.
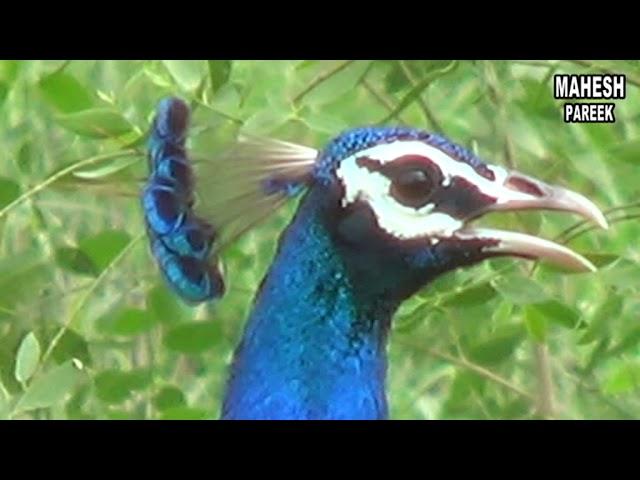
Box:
0;60;638;420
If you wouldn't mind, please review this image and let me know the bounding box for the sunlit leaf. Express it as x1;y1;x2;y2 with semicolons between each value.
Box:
39;71;96;113
14;360;83;413
15;332;41;384
56;108;133;139
72;155;139;180
163;60;206;91
602;361;640;395
0;381;9;419
491;275;549;305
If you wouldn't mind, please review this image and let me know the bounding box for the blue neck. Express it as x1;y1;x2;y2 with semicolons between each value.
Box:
221;188;402;420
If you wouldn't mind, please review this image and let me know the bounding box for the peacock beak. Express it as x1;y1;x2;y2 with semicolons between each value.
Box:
457;170;608;272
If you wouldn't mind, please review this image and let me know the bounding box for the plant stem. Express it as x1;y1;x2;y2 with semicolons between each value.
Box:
398;339;535;402
533;342;555;419
293;60;355;105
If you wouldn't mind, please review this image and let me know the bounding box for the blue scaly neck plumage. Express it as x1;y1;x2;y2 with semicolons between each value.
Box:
221;187;394;419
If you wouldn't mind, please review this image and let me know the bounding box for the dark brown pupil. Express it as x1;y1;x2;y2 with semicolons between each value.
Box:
390;168;434;208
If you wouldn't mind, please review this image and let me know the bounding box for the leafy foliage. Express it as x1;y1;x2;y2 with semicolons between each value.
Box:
0;60;638;419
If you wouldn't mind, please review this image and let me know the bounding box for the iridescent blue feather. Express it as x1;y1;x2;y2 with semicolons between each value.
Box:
142;97;225;304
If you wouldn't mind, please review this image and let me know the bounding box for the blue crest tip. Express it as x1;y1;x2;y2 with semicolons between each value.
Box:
153;97;191;142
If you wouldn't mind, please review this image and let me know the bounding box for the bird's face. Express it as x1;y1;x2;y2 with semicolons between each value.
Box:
320;128;607;287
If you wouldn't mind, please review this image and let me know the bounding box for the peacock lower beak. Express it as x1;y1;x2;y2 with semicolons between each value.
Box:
457;170;608;272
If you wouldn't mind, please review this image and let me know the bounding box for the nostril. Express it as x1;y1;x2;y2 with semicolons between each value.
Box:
504;175;546;198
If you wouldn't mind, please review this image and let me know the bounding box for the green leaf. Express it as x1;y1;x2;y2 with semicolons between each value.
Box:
608;140;640;166
582;253;621;268
529;300;582;330
492;300;514;325
15;332;41;384
524;305;548;343
608;326;640;357
163;60;206;91
0;177;21;210
106;409;137;420
94;369;152;404
468;325;526;366
602;361;640;395
99;308;156;337
491;275;549;305
147;284;189;324
394;305;444;334
384;60;455;94
0;82;8;107
598;259;640;290
160;406;209;420
72;155;139;180
380;60;458;123
49;329;92;367
56;108;133;139
153;386;186;411
579;293;624;345
0;60;20;84
16;141;35;175
39;71;96;114
164;321;222;354
208;60;232;94
0;381;9;419
442;282;497;308
299;107;349;136
55;247;98;277
78;230;131;273
14;360;83;413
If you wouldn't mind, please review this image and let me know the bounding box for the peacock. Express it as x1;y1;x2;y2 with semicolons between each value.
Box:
142;97;608;420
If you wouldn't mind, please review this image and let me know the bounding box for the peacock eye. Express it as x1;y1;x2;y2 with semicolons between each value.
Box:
390;167;435;208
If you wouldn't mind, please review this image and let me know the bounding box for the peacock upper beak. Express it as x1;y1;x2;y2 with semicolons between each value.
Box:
457;170;608;272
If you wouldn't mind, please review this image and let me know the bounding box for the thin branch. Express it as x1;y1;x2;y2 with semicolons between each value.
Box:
36;232;145;377
533;343;555;419
556;202;640;243
397;61;444;132
0;149;138;220
293;60;356;105
481;61;515;169
361;79;411;125
379;60;457;124
564;212;640;245
397;339;535;402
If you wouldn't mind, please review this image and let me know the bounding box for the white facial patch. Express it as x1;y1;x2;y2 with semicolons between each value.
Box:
335;140;532;240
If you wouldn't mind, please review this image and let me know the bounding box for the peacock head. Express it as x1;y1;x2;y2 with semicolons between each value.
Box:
296;126;608;298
